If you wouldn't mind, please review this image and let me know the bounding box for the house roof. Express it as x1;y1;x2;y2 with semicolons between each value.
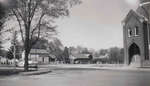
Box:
71;53;89;59
30;49;49;54
93;55;109;60
49;54;56;58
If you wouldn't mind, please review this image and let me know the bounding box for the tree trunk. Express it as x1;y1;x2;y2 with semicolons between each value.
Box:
24;49;29;71
24;25;30;71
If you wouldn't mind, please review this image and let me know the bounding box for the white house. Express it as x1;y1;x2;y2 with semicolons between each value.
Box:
22;49;50;64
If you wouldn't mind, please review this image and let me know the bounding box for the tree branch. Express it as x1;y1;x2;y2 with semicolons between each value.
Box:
30;13;45;48
15;8;27;23
12;9;25;44
30;1;39;22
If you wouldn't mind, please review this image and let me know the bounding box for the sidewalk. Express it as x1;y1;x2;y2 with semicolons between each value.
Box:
0;67;52;76
20;68;52;76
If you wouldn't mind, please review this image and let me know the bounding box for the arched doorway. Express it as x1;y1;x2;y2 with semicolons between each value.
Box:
128;43;141;65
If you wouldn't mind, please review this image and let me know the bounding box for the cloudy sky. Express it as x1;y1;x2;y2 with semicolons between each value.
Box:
56;0;140;50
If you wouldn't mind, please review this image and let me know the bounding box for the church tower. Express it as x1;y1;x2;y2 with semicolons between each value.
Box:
122;10;149;67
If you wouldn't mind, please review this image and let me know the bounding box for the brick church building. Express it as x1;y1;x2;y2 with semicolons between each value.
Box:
122;0;150;67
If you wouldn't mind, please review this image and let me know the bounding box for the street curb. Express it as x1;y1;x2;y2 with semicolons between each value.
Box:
49;65;150;72
20;69;52;76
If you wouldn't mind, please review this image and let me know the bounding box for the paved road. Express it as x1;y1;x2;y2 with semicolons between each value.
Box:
0;69;150;86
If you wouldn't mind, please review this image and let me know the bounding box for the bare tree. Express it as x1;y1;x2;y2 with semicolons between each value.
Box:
5;0;81;71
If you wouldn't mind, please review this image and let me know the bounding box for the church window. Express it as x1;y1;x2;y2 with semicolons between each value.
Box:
135;26;139;36
128;28;132;37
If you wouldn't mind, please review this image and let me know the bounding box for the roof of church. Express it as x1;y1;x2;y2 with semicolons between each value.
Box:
122;10;147;25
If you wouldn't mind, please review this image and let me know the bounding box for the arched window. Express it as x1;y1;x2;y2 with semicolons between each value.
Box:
128;28;132;37
135;26;139;36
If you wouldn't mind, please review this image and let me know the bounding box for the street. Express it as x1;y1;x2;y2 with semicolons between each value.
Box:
0;69;150;86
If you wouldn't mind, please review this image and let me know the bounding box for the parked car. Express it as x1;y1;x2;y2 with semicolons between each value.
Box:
17;60;38;69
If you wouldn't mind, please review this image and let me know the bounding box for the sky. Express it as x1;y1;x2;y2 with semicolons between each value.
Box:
56;0;140;50
2;0;140;50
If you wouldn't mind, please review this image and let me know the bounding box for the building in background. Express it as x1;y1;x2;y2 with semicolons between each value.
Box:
69;53;93;64
22;49;50;64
